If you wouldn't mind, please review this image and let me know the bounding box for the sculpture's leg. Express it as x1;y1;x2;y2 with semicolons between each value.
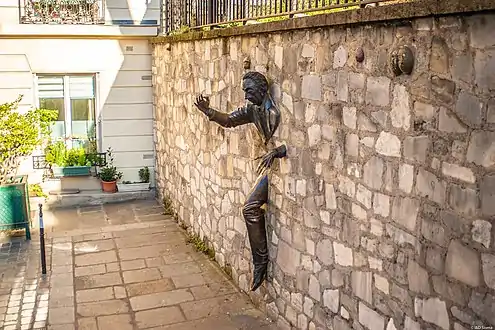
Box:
242;174;269;292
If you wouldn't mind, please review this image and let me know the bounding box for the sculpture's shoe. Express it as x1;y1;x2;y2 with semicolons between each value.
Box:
251;263;267;291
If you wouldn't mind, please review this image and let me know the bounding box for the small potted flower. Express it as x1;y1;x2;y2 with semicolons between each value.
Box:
98;147;122;193
117;166;151;192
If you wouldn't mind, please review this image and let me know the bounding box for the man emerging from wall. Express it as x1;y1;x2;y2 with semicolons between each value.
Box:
194;71;287;291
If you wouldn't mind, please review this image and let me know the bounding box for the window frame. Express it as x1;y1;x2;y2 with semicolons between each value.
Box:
35;73;97;149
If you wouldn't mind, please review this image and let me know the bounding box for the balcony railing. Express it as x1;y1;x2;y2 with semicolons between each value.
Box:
20;0;105;25
160;0;390;34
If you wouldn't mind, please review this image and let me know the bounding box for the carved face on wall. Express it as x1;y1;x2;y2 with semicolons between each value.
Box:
242;71;268;106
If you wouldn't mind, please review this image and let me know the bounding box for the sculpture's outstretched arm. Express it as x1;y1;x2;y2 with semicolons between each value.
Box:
194;95;252;128
255;144;287;175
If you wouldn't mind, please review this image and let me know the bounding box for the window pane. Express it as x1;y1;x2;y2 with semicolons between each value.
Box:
71;98;95;141
40;98;65;139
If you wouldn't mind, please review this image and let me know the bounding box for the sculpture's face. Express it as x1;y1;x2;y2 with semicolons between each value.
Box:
242;78;265;106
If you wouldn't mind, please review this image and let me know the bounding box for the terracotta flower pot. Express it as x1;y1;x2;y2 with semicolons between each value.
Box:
101;180;117;193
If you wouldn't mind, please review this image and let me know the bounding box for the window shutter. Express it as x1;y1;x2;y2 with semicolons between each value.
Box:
38;76;64;98
69;76;94;98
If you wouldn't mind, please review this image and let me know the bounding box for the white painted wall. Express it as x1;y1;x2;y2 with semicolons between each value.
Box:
0;38;155;186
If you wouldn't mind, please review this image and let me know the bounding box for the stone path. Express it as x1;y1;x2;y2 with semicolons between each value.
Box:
0;200;278;329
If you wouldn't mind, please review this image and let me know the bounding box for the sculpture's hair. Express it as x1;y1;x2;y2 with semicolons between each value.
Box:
242;71;269;94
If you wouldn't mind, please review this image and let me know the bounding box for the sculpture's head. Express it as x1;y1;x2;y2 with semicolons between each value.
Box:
242;71;269;106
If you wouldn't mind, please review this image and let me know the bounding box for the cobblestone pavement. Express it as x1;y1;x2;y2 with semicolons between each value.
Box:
0;200;278;330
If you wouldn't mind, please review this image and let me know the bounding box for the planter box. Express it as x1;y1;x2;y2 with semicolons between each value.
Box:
117;182;150;192
0;175;31;240
52;166;91;177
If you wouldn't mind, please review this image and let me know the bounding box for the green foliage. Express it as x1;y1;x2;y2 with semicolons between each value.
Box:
0;95;58;184
98;147;122;182
163;195;174;215
45;141;89;167
28;183;47;198
139;166;150;183
186;232;215;259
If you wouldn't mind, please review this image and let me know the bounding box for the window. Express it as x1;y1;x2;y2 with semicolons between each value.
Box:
37;75;96;149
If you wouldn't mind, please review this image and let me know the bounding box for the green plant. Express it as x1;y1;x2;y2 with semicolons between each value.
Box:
163;195;174;215
0;95;58;184
28;183;47;198
139;167;150;183
98;147;122;182
45;142;89;167
186;231;215;259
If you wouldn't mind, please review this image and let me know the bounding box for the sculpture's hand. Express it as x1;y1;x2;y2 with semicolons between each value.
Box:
194;95;211;116
255;145;287;175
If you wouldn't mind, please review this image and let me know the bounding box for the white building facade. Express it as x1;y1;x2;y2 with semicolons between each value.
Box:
0;0;159;185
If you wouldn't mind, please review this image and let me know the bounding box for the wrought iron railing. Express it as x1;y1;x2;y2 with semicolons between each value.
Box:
20;0;105;24
160;0;389;34
32;153;107;170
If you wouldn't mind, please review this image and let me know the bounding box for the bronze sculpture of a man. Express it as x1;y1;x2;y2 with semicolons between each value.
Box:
194;71;287;291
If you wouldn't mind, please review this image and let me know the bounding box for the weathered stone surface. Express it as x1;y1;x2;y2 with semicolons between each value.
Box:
343;106;357;129
390;84;411;130
474;49;495;93
366;76;390;106
414;297;449;330
438;107;467;133
346;133;359;158
386;318;397;330
467;131;495;168
135;306;185;328
442;162;475;183
97;314;133;330
316;239;333;266
432;275;468;306
481;253;495;290
333;242;353;267
431;76;455;104
356;184;372;209
414;101;436;120
333;45;348;68
375;132;401;158
374;274;389;294
452;53;473;83
398;163;414;194
455;91;483;126
430;36;449;73
468;291;495;325
451;306;474;325
363;157;383;190
407;260;430;294
404;316;421;330
352;271;372;304
302;75;322;101
78;300;129;317
373;193;390;218
448;185;477;217
277;240;301;275
445;240;481;287
480;174;495;216
323;289;339;313
391;197;419;232
76;287;114;303
75;251;117;267
404;136;429;163
472;219;492;248
359;302;384;330
415;169;446;205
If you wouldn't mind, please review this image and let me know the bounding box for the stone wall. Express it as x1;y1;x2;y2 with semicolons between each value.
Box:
152;8;495;330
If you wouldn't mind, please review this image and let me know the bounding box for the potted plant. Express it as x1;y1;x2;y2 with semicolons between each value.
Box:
117;166;151;192
44;140;92;177
0;95;57;240
98;147;122;193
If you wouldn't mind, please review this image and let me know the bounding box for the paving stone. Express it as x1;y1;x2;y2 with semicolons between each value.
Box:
135;306;185;328
48;306;74;325
97;314;133;330
76;287;114;303
123;268;161;284
130;289;194;311
75;251;118;267
75;265;106;277
125;278;175;297
180;294;252;321
77;300;129;317
75;273;122;290
159;262;203;278
74;240;115;255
